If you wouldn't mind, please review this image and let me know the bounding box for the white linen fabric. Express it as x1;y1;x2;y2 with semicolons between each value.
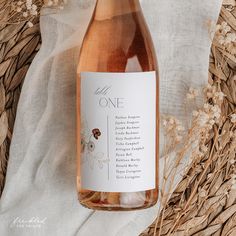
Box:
0;1;222;236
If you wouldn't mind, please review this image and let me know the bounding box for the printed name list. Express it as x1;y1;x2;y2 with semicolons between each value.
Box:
114;115;145;180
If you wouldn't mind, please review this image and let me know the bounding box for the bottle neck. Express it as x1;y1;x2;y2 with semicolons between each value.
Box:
94;0;141;20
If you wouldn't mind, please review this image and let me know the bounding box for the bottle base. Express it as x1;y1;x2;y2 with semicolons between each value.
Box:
79;199;158;211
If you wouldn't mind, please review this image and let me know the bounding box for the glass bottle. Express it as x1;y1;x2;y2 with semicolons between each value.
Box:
77;0;159;211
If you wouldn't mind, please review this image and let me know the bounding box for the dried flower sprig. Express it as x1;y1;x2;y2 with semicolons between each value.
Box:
231;113;236;123
162;116;185;143
209;20;236;55
44;0;67;9
1;0;67;27
217;21;236;46
186;88;199;100
154;81;231;235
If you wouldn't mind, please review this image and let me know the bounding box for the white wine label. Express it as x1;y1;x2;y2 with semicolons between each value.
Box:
80;72;156;192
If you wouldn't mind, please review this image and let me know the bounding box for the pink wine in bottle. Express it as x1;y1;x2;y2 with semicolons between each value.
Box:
77;0;159;211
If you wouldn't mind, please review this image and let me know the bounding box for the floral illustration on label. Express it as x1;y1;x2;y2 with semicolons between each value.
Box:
81;120;110;169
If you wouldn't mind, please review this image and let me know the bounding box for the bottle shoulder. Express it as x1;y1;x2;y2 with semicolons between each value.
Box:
78;12;158;73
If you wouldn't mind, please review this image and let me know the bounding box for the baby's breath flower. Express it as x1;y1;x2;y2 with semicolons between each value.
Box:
162;116;183;132
23;12;28;18
186;88;199;100
216;21;236;46
44;0;67;8
197;151;204;158
17;1;23;6
206;83;212;89
207;173;213;179
31;4;37;11
204;84;216;99
163;119;168;127
211;105;221;119
199;189;207;198
194;103;221;129
192;110;199;117
209;21;221;39
197;111;210;127
162;116;185;143
169;117;175;125
16;7;22;12
177;125;185;131
221;21;231;34
226;33;236;42
176;135;182;142
230;114;236;123
27;21;34;28
26;0;33;10
10;0;66;26
203;103;211;110
218;35;226;45
30;9;38;16
204;84;225;104
215;91;225;101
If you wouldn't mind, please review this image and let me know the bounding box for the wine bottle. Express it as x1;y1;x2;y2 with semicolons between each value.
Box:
77;0;159;211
